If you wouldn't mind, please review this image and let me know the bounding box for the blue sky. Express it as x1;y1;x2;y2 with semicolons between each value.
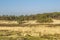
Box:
0;0;60;15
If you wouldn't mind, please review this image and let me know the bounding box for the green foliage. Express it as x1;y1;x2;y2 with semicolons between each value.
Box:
0;12;60;23
37;18;53;23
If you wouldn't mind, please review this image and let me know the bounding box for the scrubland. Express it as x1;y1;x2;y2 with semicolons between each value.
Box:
0;25;60;40
0;12;60;40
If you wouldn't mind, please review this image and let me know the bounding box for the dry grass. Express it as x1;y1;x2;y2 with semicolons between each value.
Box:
0;20;18;24
0;19;60;36
0;25;60;36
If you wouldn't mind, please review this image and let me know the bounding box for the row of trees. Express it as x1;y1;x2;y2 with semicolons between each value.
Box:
0;12;60;24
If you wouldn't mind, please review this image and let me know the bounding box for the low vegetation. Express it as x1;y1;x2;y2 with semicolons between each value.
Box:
0;12;60;40
0;30;60;40
0;12;60;24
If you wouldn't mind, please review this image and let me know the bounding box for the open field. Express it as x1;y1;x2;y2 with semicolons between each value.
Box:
0;24;60;36
0;19;60;40
0;25;60;40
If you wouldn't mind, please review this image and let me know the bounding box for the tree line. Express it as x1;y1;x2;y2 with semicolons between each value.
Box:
0;12;60;24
